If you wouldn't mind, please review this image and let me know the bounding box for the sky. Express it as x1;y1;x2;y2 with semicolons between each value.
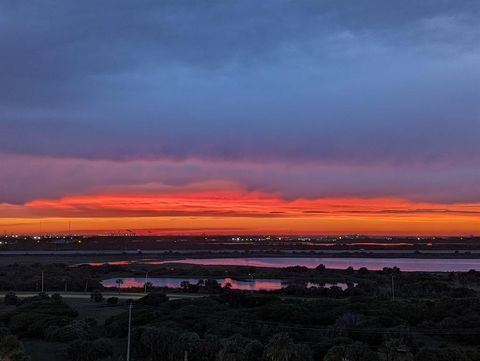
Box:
1;0;480;235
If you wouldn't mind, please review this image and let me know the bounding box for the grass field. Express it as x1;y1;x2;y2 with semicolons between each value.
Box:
23;340;68;361
63;298;127;323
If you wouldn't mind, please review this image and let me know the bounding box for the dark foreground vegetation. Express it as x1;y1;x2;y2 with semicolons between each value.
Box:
1;262;480;360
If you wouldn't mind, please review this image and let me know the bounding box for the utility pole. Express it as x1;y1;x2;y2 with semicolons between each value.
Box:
144;271;149;294
391;274;395;302
41;271;44;293
126;302;133;361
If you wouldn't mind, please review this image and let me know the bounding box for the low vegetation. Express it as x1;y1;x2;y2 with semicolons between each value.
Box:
1;263;480;360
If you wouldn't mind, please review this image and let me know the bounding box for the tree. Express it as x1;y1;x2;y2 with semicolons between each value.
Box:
331;313;365;337
264;333;295;361
216;335;262;361
324;342;379;361
345;342;379;361
177;332;200;361
414;347;480;361
324;345;348;361
180;281;191;290
144;281;153;292
358;267;370;275
197;334;222;361
292;343;313;361
0;335;30;361
116;279;124;290
379;339;413;361
137;326;178;361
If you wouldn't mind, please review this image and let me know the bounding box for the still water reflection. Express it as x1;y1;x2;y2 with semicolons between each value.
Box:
101;277;350;291
142;257;480;272
88;256;480;272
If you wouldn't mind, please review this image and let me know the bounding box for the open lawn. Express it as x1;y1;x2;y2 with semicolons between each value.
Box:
23;340;68;361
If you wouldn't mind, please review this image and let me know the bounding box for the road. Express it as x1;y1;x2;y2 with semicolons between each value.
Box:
0;291;205;300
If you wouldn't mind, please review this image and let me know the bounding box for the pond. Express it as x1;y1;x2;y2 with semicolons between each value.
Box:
101;277;351;291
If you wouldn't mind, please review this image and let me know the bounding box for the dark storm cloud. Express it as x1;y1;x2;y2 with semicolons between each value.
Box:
1;1;480;204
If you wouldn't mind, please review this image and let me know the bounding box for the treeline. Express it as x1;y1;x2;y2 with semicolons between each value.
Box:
2;262;480;300
121;265;480;301
0;263;116;292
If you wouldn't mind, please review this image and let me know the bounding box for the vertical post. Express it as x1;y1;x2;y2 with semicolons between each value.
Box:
144;271;149;294
41;271;44;293
126;302;133;361
184;350;188;361
391;274;395;302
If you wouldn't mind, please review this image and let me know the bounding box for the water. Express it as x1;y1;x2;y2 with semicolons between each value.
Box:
101;277;349;291
83;256;480;272
139;257;480;272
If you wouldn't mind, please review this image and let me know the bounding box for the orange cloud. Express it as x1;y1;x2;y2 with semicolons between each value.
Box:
0;186;480;235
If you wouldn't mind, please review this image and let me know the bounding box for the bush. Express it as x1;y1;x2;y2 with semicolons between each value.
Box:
450;287;476;298
45;319;96;342
90;290;103;303
107;297;119;305
4;292;19;306
7;298;78;338
67;338;113;361
51;293;63;301
92;338;113;359
37;292;49;300
358;267;370;275
0;335;30;361
136;292;168;307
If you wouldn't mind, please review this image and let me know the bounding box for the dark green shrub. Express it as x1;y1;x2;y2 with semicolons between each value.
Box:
4;292;19;306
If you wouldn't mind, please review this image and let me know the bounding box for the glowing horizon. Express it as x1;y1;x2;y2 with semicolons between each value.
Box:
2;186;480;236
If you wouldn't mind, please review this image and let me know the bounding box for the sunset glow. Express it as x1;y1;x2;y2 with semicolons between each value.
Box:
1;186;479;235
2;1;480;237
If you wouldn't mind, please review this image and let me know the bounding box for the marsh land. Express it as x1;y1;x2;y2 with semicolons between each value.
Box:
1;250;480;361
